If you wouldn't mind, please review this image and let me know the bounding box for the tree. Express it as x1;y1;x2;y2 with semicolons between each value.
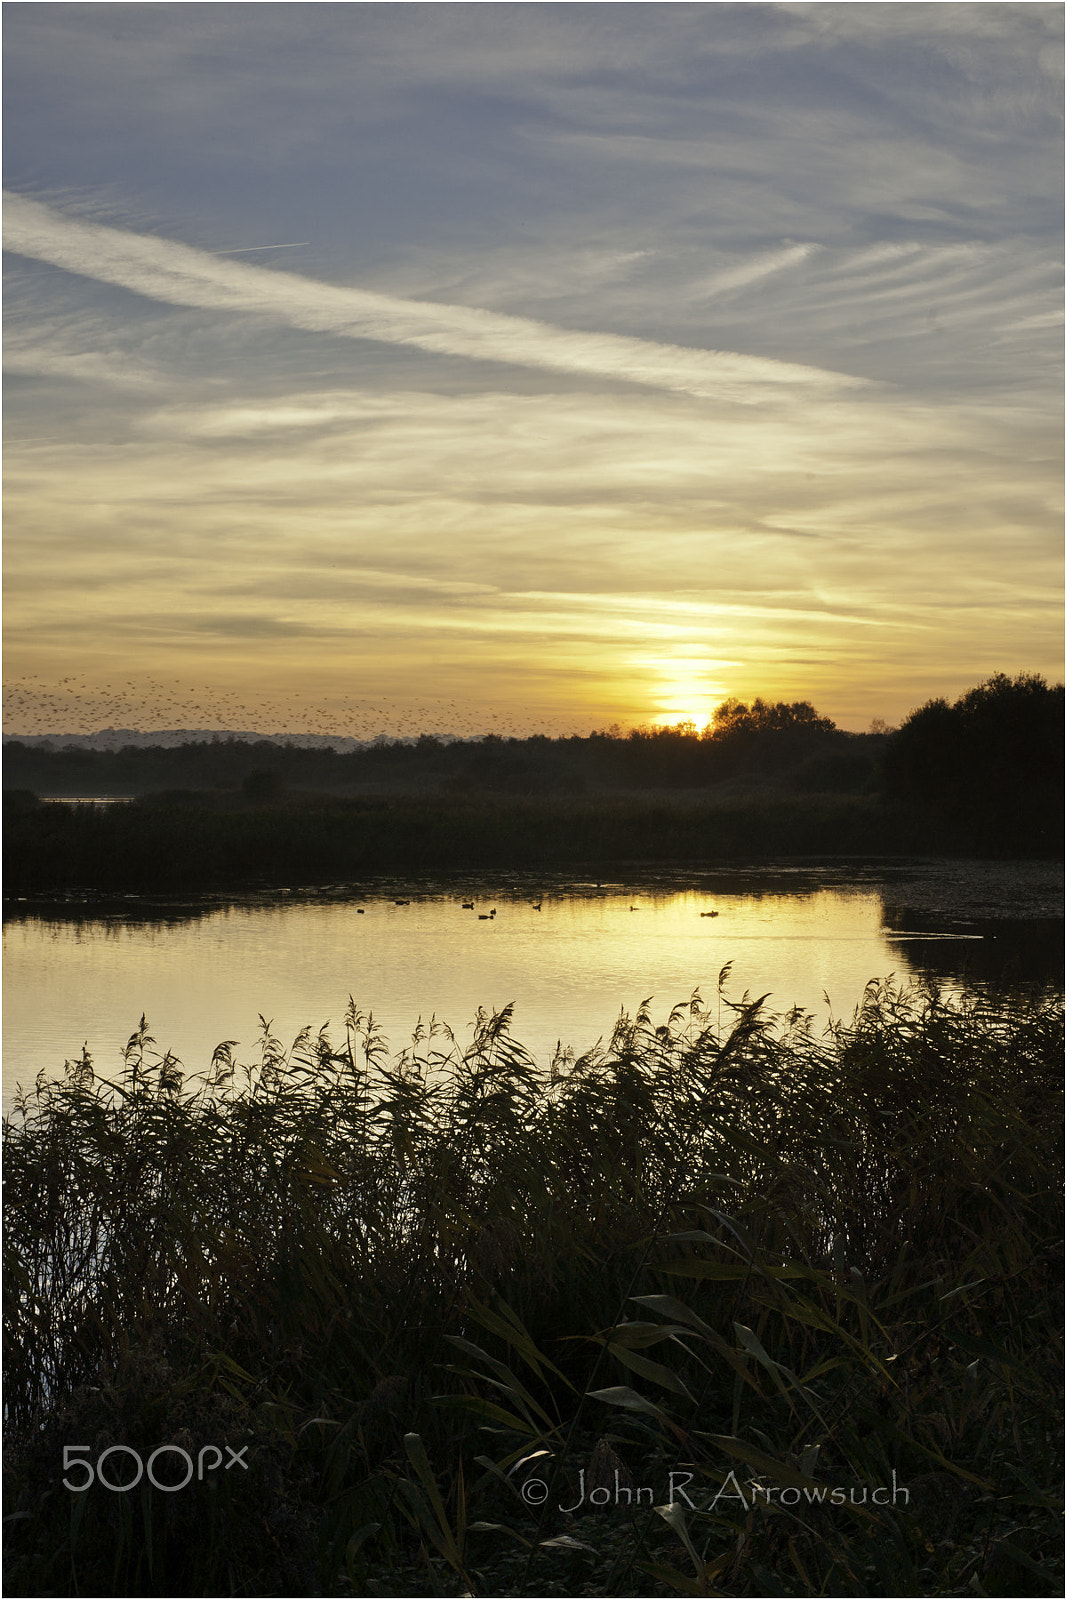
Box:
708;698;836;738
881;673;1064;851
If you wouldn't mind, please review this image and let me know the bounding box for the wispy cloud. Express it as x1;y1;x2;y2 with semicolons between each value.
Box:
700;243;820;298
3;316;163;389
3;192;864;404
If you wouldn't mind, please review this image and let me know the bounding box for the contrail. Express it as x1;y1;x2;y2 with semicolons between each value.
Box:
3;191;867;403
213;242;310;254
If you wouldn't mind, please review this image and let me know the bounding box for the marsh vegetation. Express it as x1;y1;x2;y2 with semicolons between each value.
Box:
5;791;917;895
4;979;1062;1596
6;678;1061;893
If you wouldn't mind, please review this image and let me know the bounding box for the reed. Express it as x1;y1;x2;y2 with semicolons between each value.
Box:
5;792;937;895
4;979;1062;1596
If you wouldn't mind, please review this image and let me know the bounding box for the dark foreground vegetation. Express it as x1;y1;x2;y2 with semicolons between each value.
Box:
5;980;1063;1597
5;792;926;894
5;677;1061;890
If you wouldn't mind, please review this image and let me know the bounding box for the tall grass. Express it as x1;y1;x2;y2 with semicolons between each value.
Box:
5;792;937;895
4;978;1062;1596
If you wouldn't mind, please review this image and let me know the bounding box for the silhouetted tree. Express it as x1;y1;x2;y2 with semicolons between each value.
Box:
882;673;1064;853
708;697;836;737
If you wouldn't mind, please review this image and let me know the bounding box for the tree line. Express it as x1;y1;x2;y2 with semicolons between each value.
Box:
4;673;1062;857
4;695;878;798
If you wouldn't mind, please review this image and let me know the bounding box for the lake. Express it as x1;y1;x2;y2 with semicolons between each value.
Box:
4;856;1062;1110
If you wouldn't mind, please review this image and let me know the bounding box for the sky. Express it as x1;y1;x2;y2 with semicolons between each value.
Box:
3;2;1063;740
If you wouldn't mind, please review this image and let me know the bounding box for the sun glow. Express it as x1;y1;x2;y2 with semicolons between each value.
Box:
652;708;711;731
638;656;730;731
650;681;723;732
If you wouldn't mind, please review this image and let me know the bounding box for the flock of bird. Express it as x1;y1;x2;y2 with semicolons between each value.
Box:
359;896;719;919
3;671;583;744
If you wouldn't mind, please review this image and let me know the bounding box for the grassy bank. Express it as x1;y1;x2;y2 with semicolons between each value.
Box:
3;792;977;894
4;980;1062;1596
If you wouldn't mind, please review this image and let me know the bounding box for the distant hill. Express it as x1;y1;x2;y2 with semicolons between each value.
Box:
2;728;373;753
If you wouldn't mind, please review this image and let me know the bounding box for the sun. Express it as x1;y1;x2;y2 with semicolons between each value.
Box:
635;655;729;732
651;684;718;732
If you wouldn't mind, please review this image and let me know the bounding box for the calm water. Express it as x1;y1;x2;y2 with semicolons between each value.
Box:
4;858;1062;1109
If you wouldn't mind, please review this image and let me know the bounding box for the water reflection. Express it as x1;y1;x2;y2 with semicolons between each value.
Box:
882;909;1064;993
4;858;1061;1109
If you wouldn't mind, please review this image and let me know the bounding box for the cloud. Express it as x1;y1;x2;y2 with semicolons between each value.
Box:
3;322;162;390
2;192;865;405
6;374;1058;666
699;243;820;298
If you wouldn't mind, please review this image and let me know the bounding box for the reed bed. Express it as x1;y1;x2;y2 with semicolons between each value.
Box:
5;793;930;895
4;978;1062;1597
